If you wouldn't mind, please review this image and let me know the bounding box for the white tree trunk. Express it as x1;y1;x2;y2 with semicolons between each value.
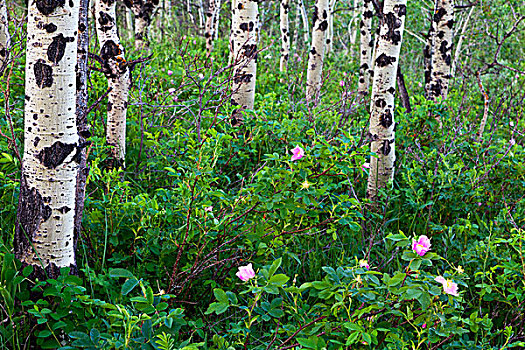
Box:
452;6;473;75
299;0;309;43
95;0;130;165
358;0;374;94
214;1;221;40
126;8;134;40
135;16;149;49
326;0;336;54
427;0;454;100
280;0;290;71
366;0;407;201
205;0;220;55
198;0;205;31
306;0;330;104
0;0;8;73
16;0;80;276
230;0;259;126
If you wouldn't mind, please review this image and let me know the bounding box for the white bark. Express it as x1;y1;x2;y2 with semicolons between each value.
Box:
326;0;336;54
126;8;134;40
0;0;8;72
299;0;309;43
280;0;290;71
95;0;130;164
452;7;473;75
427;0;454;100
306;0;329;104
214;1;221;40
198;0;205;30
17;0;80;270
135;16;149;49
358;0;374;94
205;0;221;55
366;0;406;201
230;0;259;125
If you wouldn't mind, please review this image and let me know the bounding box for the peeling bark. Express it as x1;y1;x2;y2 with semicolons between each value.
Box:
280;0;290;71
358;0;374;94
96;0;130;165
306;0;330;104
230;0;259;126
0;0;9;75
366;0;406;202
16;0;80;278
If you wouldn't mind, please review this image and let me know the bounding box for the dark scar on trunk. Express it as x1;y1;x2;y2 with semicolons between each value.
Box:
36;141;76;169
34;59;53;88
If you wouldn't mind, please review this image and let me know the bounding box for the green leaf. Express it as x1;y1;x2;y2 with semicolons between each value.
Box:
23;265;34;277
269;274;289;286
213;288;228;303
416;291;431;310
109;268;135;279
121;278;139;295
89;328;100;343
268;258;282;277
205;302;229;315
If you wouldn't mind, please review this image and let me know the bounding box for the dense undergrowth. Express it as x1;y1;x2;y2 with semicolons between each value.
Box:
1;3;525;349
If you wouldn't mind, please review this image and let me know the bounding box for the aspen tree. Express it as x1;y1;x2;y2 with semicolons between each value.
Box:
326;0;336;54
205;0;221;55
358;0;374;94
15;0;80;278
95;0;130;165
426;0;454;100
299;0;309;43
230;0;259;126
366;0;406;201
214;1;221;40
306;0;330;104
124;0;159;50
423;0;437;92
0;0;8;74
75;0;90;242
280;0;290;71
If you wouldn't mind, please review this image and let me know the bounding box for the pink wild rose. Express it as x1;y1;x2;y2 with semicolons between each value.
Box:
412;235;431;256
291;146;305;161
168;70;173;76
435;276;459;296
236;263;255;282
362;162;370;171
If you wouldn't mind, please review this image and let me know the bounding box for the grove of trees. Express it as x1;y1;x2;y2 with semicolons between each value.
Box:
0;0;524;348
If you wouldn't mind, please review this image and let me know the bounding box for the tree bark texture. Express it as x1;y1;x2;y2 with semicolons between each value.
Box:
16;0;80;278
96;0;130;165
306;0;329;104
280;0;290;71
358;0;374;94
0;0;8;74
205;0;221;55
75;0;90;258
426;0;454;100
124;0;159;50
326;0;336;54
230;0;259;126
299;0;309;44
366;0;406;201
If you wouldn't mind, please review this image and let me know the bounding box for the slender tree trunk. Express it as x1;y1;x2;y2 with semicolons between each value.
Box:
125;0;158;50
95;0;130;166
126;7;134;40
306;0;330;104
452;6;473;75
16;0;80;279
423;0;437;95
426;0;454;100
299;0;309;44
75;0;90;252
0;0;8;74
214;1;221;40
326;0;336;54
358;0;374;94
230;0;259;126
280;0;290;71
366;0;406;201
292;0;300;49
205;0;220;55
197;0;205;31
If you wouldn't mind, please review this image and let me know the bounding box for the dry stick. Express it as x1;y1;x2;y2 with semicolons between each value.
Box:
476;72;489;141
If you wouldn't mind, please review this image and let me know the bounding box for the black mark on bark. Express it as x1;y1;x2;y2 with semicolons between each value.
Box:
36;141;76;169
